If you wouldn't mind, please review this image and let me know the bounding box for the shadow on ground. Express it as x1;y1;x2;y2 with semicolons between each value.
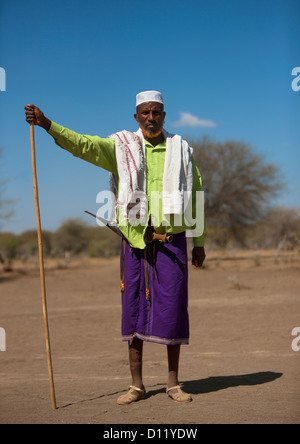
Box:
147;371;283;397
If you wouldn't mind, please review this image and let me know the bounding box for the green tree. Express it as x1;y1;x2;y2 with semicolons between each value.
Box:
191;137;285;245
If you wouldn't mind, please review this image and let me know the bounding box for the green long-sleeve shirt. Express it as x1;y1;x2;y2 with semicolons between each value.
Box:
48;122;205;249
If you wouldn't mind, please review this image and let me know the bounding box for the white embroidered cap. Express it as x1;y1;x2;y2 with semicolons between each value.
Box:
136;90;164;107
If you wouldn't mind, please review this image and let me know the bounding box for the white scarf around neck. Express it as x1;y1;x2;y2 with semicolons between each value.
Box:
110;128;193;225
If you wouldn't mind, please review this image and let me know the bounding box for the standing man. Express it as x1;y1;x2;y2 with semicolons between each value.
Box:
25;91;205;404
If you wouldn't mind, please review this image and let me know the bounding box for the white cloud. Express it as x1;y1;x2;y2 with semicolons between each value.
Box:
172;111;216;128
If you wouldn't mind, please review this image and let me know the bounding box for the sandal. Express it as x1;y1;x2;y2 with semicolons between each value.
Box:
117;385;146;405
166;385;192;403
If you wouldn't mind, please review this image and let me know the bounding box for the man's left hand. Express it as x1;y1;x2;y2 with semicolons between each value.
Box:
192;247;206;268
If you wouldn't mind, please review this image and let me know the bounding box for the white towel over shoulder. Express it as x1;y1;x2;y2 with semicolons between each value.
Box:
110;128;193;224
162;129;193;215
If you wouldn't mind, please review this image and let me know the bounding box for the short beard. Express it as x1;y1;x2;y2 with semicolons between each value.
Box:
140;126;163;139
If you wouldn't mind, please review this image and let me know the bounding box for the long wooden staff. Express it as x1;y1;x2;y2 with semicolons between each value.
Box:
30;125;57;410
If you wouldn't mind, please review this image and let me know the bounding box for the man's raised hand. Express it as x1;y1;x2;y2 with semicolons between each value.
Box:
24;104;51;131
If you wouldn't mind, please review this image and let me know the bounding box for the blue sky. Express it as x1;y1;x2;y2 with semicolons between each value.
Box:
0;0;299;233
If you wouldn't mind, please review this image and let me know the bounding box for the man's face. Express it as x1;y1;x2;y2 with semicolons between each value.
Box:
134;102;166;138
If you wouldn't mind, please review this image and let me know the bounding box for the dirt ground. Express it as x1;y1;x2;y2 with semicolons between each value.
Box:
0;249;299;424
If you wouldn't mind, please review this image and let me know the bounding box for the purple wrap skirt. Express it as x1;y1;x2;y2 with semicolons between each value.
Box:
120;232;189;346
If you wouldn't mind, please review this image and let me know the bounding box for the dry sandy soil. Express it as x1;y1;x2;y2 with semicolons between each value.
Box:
0;249;299;424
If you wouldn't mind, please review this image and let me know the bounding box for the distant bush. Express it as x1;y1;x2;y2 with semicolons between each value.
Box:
0;233;24;271
52;219;90;255
250;207;300;250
